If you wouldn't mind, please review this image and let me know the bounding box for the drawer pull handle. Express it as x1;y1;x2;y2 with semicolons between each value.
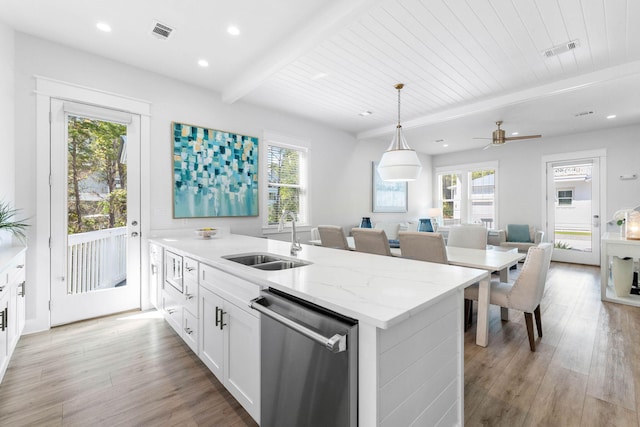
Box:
186;266;195;272
184;327;193;335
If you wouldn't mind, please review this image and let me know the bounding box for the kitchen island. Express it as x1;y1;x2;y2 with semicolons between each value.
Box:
149;232;487;426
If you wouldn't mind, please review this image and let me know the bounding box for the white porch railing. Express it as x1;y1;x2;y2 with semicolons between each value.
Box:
67;226;127;294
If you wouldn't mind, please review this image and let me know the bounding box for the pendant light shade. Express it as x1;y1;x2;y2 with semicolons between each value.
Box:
377;83;422;182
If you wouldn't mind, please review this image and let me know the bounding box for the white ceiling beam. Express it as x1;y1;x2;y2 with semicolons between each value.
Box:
221;0;383;104
357;60;640;140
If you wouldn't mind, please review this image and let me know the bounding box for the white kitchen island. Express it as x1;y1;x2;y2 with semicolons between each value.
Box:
149;232;487;426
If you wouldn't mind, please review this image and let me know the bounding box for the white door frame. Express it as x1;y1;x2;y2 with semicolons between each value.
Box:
541;149;607;265
33;76;151;332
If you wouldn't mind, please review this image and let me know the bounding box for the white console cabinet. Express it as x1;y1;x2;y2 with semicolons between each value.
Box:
601;232;640;306
0;247;27;383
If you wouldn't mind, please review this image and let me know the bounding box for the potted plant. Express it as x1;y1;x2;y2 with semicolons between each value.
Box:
0;201;28;243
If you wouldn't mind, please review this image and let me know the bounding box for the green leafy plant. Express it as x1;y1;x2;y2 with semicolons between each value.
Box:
0;202;29;243
554;241;572;250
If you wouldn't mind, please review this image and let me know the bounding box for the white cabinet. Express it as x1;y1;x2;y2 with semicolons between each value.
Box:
159;249;200;352
199;264;260;423
0;248;27;383
149;243;163;310
601;232;640;306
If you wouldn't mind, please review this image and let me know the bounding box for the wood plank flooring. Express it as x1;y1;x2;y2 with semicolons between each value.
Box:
0;262;638;426
464;262;640;427
0;311;257;427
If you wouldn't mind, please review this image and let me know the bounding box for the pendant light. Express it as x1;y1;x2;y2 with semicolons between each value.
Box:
378;83;422;181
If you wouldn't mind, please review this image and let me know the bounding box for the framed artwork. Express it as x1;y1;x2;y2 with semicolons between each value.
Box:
172;122;259;218
372;161;408;213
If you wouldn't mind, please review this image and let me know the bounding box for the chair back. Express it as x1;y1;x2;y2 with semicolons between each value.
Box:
351;228;391;256
507;243;553;312
318;225;349;250
399;231;448;264
447;224;488;249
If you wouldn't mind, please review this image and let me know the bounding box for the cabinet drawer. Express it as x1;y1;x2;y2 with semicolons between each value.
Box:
183;279;199;316
183;309;199;353
184;256;199;283
200;265;261;315
162;291;182;336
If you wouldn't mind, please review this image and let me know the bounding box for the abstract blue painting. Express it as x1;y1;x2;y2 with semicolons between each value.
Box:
173;122;259;218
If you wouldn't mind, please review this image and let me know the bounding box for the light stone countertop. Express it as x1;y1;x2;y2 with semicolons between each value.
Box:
149;232;488;329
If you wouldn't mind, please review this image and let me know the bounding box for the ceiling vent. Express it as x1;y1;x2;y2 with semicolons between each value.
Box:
151;21;174;40
574;110;594;117
542;39;580;58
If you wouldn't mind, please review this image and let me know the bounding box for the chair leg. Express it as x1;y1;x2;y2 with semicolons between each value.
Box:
524;312;536;351
464;299;472;331
534;304;542;337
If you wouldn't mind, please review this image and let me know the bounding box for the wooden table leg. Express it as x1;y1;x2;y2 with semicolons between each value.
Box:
475;276;490;347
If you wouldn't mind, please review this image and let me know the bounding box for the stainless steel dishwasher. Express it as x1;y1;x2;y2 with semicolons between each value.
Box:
250;288;358;427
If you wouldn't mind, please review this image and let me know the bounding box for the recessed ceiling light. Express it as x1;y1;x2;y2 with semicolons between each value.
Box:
607;114;617;119
511;131;519;136
96;22;112;32
197;59;209;67
311;72;328;80
359;111;372;116
227;26;240;36
443;144;449;147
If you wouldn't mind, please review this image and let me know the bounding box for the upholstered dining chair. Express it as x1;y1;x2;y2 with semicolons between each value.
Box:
398;231;448;264
464;243;553;351
351;228;391;256
318;225;349;250
447;224;488;249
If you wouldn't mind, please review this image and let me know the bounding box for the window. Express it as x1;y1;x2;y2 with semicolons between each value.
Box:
263;134;309;228
557;189;573;206
436;162;498;227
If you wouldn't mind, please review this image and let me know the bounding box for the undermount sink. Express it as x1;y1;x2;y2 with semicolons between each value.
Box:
223;253;311;271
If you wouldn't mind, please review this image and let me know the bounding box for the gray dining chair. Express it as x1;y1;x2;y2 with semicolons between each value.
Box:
398;231;448;264
351;228;391;256
447;224;488;249
464;243;553;351
318;225;349;250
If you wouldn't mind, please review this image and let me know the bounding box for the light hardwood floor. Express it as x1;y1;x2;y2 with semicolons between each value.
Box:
0;262;637;426
464;261;640;427
0;311;257;426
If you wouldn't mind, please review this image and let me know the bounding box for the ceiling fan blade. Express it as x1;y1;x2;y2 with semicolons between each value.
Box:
482;143;493;150
473;137;492;140
504;134;542;141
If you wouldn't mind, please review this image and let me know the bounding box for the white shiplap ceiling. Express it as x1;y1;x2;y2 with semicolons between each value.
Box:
2;0;639;154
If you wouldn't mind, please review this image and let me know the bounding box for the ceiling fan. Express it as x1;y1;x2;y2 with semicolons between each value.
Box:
475;121;542;150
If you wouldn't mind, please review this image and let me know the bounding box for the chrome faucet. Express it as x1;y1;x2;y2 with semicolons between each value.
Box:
279;210;302;255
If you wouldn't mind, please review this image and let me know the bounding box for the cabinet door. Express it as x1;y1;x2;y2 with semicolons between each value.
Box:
225;301;260;422
199;287;224;381
161;291;182;337
149;244;162;310
0;297;8;375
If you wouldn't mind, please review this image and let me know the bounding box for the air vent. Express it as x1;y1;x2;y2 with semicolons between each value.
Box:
151;21;174;40
574;110;594;117
542;39;580;58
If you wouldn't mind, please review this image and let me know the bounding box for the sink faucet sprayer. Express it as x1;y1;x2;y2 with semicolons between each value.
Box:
278;210;302;255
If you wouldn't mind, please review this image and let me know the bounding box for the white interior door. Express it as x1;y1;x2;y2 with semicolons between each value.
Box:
50;99;141;325
545;156;602;265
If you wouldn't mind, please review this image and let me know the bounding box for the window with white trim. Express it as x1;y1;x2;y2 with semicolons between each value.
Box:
263;137;308;227
436;162;498;227
557;189;573;206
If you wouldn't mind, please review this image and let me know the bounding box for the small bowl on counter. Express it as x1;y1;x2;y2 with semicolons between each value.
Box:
195;228;218;239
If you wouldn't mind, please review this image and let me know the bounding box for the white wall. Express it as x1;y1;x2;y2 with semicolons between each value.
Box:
13;32;432;331
432;124;640;232
0;22;15;247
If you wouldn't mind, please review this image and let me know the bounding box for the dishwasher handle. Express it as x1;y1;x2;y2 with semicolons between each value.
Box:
250;296;347;353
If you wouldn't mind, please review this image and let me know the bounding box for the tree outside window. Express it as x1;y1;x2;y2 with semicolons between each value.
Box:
266;144;306;225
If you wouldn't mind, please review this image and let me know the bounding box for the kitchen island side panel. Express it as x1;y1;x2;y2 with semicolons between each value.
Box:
377;291;462;426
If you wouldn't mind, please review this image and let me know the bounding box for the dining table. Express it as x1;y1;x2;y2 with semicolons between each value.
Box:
308;236;526;347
